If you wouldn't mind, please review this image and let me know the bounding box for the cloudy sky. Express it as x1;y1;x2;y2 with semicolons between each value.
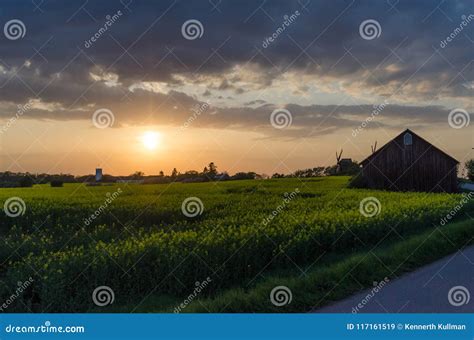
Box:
0;0;473;175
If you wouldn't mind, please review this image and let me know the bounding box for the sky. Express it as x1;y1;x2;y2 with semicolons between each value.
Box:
0;0;473;176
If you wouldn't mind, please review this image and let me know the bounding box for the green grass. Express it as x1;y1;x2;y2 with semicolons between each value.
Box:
0;177;471;312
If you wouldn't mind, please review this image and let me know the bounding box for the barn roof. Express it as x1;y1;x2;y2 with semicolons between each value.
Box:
360;129;459;165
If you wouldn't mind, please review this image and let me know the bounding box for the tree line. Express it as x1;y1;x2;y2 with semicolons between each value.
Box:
1;159;472;187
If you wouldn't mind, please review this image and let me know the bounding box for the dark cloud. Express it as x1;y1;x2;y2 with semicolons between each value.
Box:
0;0;473;135
2;82;469;139
245;99;267;106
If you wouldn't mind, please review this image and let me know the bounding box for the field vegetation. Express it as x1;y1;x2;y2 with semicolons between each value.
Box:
0;177;472;312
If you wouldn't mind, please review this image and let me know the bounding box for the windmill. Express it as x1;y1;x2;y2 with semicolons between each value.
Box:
336;149;344;173
371;141;378;154
335;149;353;174
336;149;343;167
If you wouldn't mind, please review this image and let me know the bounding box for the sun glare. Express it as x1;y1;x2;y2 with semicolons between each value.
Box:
141;131;160;150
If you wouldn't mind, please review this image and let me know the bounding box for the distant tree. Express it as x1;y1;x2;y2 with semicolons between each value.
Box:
324;165;338;176
132;171;144;179
232;172;257;180
202;166;209;175
208;162;217;176
171;168;178;178
159;171;164;177
325;161;359;176
272;166;325;179
466;160;474;181
19;176;34;187
312;167;325;177
185;170;199;176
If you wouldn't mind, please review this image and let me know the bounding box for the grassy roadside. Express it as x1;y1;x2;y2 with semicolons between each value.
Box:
112;218;473;313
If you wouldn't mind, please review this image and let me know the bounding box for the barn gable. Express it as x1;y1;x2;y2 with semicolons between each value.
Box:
360;129;459;193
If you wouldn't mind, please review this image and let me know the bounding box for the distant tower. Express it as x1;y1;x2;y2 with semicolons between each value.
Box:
95;168;103;182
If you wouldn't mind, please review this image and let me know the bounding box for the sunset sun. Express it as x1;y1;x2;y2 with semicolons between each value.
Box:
141;131;160;150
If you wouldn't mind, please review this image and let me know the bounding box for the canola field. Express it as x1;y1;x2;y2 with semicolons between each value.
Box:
0;177;469;312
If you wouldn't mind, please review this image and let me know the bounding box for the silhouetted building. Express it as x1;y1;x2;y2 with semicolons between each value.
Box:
95;168;103;182
360;129;459;193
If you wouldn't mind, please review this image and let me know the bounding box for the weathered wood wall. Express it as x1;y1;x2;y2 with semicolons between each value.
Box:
361;132;458;193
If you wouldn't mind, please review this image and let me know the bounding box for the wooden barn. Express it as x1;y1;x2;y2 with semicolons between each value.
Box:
359;129;459;193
